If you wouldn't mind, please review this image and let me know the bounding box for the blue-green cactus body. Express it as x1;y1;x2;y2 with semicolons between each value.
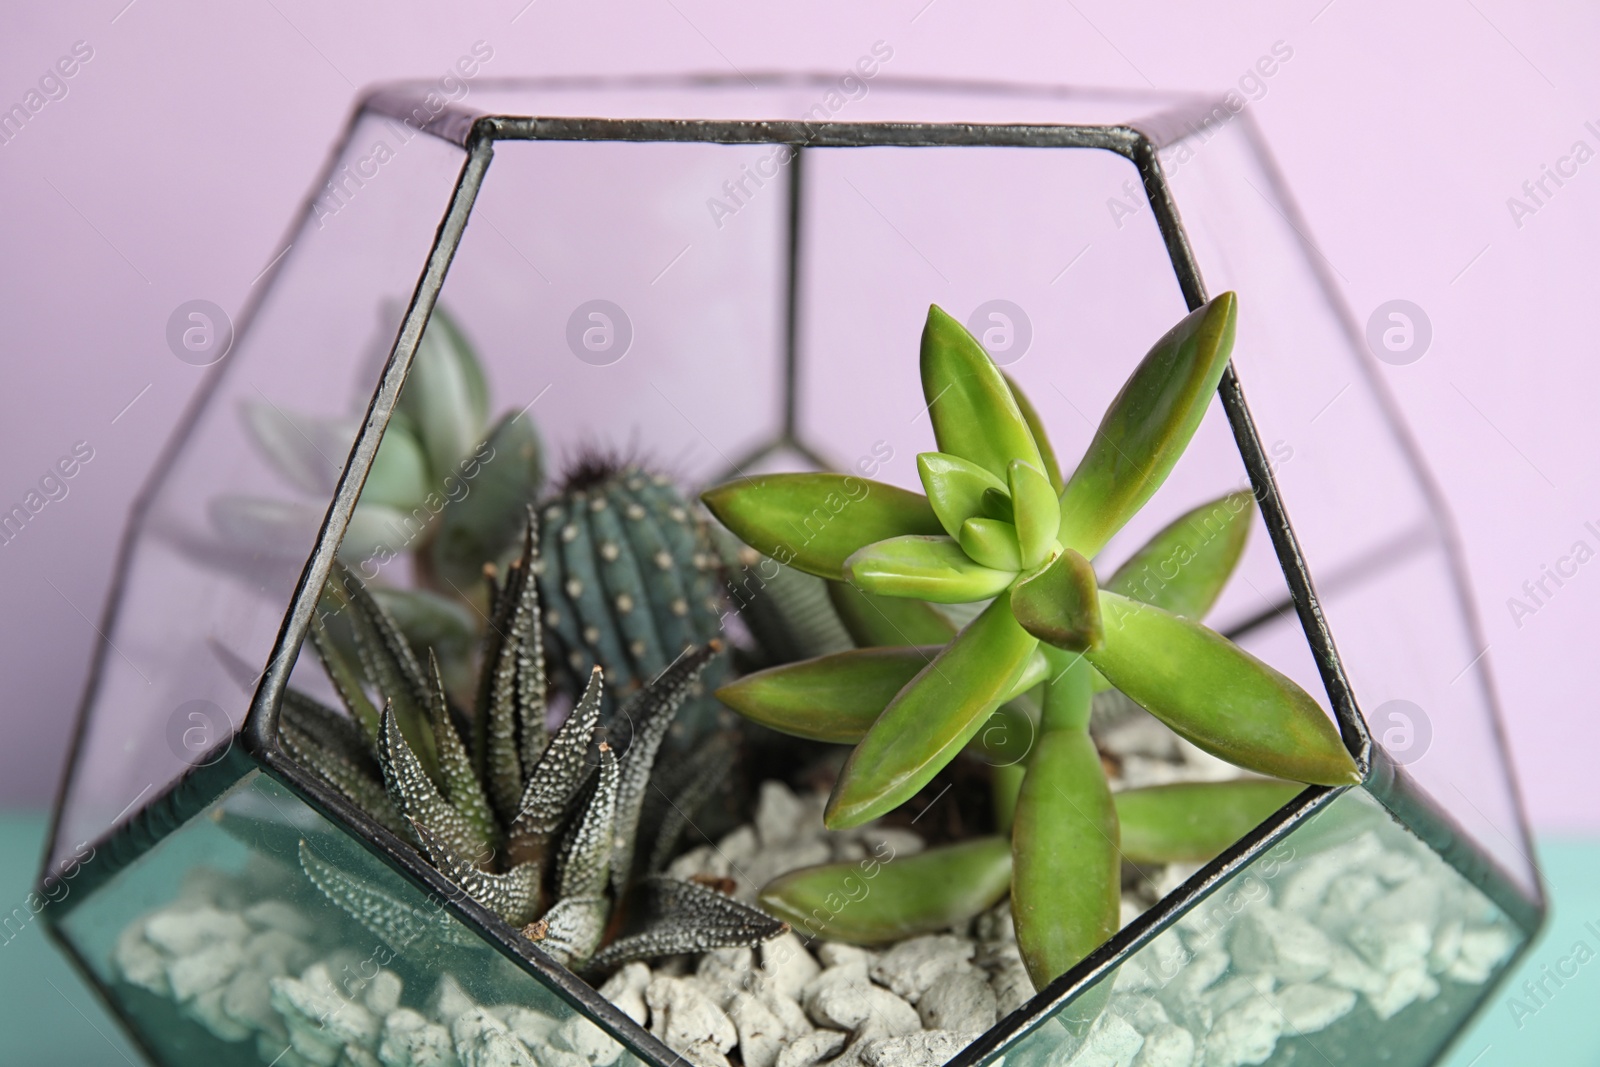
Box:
535;464;730;744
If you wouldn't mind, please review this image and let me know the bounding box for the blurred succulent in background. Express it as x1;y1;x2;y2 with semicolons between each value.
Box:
704;293;1361;993
214;303;545;605
285;522;785;972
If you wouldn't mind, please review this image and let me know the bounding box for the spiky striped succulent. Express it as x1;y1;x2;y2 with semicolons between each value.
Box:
284;518;785;971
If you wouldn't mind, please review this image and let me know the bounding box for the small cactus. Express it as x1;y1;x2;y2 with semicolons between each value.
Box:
534;458;732;747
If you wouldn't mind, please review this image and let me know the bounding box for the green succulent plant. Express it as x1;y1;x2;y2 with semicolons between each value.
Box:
702;293;1361;991
218;303;545;605
284;521;785;972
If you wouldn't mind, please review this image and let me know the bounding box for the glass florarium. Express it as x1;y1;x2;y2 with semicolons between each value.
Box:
40;74;1542;1067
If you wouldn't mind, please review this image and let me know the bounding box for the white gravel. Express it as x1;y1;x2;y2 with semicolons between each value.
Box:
111;729;1521;1067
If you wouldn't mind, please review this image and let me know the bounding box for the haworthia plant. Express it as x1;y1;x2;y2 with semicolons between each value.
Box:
286;518;785;972
703;294;1360;992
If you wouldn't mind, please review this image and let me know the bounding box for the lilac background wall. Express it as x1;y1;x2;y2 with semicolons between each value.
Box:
1;0;1594;833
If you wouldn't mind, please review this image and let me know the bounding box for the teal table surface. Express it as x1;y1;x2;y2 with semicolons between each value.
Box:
2;813;1596;1066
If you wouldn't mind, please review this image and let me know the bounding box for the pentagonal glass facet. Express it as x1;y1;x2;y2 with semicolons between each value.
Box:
44;77;1541;1067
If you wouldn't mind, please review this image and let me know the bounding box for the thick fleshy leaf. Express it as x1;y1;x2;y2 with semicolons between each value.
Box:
278;700;404;836
1011;726;1120;990
826;598;1038;829
341;503;416;561
299;841;482;953
371;586;477;701
528;896;608;968
702;474;943;582
844;535;1015;604
1089;591;1361;786
610;644;720;898
920;305;1044;480
423;652;496;848
958;517;1022;573
334;563;438;779
240;401;352;496
556;741;620;901
411;820;541;926
1011;548;1103;654
719;645;1048;749
719;540;853;667
396;304;490;479
1105;490;1254;620
827;580;956;648
307;614;380;744
717;646;945;743
363;422;430;509
968;698;1038;766
507;668;604;864
759;837;1012;945
590;877;788;969
917;452;1009;540
1116;779;1302;865
430;411;546;593
1057;293;1238;556
1008;460;1060;569
376;703;488;863
644;731;737;876
1006;374;1064;493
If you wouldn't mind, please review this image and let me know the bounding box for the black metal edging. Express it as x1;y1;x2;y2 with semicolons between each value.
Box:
1128;133;1373;770
245;131;494;753
479;115;1147;153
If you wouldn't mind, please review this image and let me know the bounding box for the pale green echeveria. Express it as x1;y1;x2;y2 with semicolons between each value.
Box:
224;304;544;591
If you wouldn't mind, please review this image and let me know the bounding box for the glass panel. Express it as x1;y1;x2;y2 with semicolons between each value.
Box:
52;117;469;869
57;772;650;1067
433;138;790;489
1163;117;1536;896
986;788;1527;1067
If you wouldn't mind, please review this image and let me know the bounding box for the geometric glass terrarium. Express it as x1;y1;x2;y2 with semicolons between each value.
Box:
40;74;1543;1067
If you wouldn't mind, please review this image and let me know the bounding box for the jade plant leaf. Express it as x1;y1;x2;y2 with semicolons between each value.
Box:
1005;374;1064;493
1090;591;1361;786
826;598;1038;829
1105;490;1255;620
958;517;1023;573
1008;459;1060;569
717;645;1048;746
843;535;1016;603
827;581;956;647
716;646;941;743
920;305;1045;480
759;837;1013;945
1056;293;1238;556
1115;779;1302;865
1012;724;1120;990
1010;548;1103;654
917;452;1009;540
702;474;943;582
